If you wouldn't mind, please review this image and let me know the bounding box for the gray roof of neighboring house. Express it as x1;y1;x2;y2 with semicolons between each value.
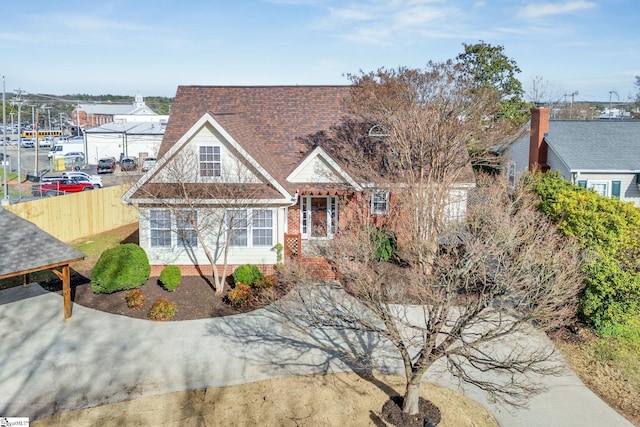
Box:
0;208;85;278
546;120;640;171
84;121;166;135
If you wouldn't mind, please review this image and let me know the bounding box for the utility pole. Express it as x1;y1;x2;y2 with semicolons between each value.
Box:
2;75;7;203
608;90;619;120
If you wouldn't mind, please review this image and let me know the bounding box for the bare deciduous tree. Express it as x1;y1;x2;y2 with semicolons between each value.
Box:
276;178;583;416
276;63;584;417
137;147;269;294
526;75;563;108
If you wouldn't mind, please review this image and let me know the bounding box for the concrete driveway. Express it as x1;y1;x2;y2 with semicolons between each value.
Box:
0;284;632;426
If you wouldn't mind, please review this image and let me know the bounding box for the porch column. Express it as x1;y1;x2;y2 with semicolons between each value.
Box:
51;265;72;321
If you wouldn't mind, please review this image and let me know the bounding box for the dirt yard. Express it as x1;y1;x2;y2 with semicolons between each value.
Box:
32;373;498;427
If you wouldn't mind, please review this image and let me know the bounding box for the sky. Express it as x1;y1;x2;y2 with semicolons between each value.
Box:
1;0;638;102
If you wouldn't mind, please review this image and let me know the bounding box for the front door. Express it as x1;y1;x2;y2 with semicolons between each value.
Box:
301;196;337;239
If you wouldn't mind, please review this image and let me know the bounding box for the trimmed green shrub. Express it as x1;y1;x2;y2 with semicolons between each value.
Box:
370;227;397;262
148;298;177;320
159;265;182;292
91;243;150;294
232;264;263;287
125;289;145;310
530;172;640;330
227;282;253;307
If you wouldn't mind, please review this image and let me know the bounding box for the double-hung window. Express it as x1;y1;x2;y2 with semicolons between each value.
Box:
371;190;390;215
252;209;273;246
577;179;621;199
150;210;172;248
199;146;221;177
226;210;248;246
176;210;198;247
150;209;198;248
225;209;273;247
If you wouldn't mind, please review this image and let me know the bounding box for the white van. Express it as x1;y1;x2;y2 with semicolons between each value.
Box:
48;141;84;159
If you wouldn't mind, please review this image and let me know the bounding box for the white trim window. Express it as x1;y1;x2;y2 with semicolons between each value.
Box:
150;210;172;248
199;146;221;177
149;209;198;248
371;190;390;215
225;209;274;247
252;209;273;246
445;189;467;223
577;179;621;199
177;210;198;247
588;181;609;198
226;209;248;247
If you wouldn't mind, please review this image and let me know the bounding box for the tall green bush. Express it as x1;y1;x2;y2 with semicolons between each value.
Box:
232;264;263;287
159;265;182;291
91;243;151;294
530;172;640;329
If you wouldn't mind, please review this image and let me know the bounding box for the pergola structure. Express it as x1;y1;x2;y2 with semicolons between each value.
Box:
0;208;85;321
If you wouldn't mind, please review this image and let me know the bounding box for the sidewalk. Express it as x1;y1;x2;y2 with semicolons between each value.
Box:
0;284;632;426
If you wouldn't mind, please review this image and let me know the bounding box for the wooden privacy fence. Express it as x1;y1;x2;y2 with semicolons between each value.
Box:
4;184;138;242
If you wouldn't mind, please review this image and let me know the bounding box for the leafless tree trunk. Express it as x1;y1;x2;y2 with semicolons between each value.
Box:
276;178;583;415
277;63;584;416
137;147;267;294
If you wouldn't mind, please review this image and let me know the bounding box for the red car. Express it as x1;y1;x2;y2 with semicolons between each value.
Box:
32;179;94;197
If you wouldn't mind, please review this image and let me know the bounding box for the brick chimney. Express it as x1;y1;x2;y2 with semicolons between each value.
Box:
528;107;550;171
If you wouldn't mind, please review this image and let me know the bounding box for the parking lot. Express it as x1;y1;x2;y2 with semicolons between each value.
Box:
1;143;143;202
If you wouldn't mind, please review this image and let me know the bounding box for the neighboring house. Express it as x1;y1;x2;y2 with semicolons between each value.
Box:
504;108;640;206
123;86;475;276
72;93;157;130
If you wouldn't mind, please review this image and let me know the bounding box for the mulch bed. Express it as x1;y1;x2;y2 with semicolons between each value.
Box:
381;396;441;427
40;272;247;321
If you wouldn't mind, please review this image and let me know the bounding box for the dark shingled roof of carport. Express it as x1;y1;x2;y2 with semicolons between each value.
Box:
0;208;85;279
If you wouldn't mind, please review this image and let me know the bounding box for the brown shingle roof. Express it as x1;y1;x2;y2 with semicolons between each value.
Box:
130;182;284;201
159;86;352;194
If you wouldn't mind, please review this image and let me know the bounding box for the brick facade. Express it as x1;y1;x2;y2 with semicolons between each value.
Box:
288;203;301;233
151;263;278;278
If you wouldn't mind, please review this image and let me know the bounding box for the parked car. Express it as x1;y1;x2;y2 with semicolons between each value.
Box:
31;178;94;197
20;138;35;148
63;171;102;188
141;157;157;172
97;157;117;174
120;157;138;171
41;171;103;188
39;137;53;147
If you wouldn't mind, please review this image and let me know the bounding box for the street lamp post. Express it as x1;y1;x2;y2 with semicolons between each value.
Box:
29;104;39;175
15;90;23;199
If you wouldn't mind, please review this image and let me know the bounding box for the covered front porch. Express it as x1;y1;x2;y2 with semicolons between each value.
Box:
283;188;361;278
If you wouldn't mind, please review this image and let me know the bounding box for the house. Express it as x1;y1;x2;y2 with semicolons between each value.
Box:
123;85;475;277
72;93;158;130
505;108;640;206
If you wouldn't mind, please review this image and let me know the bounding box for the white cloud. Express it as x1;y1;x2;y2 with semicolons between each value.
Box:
328;7;375;21
517;1;597;19
393;5;450;27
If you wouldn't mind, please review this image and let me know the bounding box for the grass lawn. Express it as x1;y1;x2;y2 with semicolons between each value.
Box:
553;320;640;425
